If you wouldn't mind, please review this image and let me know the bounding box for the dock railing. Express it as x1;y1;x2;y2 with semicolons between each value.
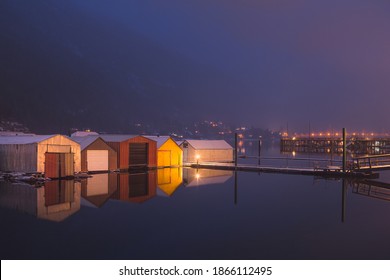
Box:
353;154;390;170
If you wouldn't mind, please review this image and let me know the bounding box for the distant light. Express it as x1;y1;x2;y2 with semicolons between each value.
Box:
195;173;200;179
195;154;200;160
292;137;296;140
292;151;296;157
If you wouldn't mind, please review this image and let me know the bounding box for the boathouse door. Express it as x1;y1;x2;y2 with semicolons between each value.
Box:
129;143;148;166
45;153;74;178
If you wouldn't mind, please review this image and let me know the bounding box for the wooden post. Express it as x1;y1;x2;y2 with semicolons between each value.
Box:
342;128;347;172
234;171;238;205
258;138;261;166
234;132;238;167
341;179;346;223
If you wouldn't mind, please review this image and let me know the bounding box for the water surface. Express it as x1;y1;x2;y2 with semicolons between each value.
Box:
1;164;390;260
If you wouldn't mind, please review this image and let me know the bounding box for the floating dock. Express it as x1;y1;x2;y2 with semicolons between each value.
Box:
187;162;379;179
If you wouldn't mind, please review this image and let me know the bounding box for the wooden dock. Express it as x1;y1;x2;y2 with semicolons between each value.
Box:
187;162;379;179
353;154;390;171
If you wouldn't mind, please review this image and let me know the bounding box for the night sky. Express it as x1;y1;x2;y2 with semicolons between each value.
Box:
1;0;390;133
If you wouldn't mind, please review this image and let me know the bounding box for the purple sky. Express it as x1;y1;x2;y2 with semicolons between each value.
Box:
88;0;390;132
2;0;390;133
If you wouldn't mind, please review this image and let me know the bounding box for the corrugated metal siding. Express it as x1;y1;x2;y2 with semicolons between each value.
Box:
105;141;122;169
183;147;233;163
0;143;37;172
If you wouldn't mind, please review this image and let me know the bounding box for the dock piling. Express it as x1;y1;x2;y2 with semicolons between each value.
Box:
234;133;238;167
343;128;347;173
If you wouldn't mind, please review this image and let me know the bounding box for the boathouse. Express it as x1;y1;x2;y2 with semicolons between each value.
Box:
71;136;117;172
0;134;81;178
98;135;157;170
180;139;233;163
145;136;183;167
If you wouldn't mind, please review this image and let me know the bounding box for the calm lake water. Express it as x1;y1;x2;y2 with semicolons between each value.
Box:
1;146;390;260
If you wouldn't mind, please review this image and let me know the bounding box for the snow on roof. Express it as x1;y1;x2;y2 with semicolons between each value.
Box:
98;134;139;142
144;136;175;148
0;132;36;136
183;139;233;150
71;135;102;150
0;135;57;145
175;140;184;146
71;131;99;137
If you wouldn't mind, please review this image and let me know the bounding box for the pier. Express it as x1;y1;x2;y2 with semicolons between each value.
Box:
187;162;379;179
280;135;390;155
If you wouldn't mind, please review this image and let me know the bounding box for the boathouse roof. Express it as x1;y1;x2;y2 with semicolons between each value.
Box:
0;135;59;145
183;139;233;150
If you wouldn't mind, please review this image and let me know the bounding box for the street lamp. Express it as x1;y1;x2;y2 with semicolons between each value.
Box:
195;154;200;165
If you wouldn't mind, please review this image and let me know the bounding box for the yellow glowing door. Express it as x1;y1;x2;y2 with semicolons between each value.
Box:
158;150;171;167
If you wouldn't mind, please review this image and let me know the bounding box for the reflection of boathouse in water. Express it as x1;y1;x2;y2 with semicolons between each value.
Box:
111;172;157;203
157;167;183;196
183;168;233;187
80;173;118;207
0;180;80;222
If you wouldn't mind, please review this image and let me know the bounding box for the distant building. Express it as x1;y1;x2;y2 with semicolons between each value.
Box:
71;136;117;172
144;136;183;167
0;134;81;178
71;131;99;137
180;139;233;163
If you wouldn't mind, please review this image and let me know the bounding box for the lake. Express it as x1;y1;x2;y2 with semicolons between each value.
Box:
1;146;390;260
